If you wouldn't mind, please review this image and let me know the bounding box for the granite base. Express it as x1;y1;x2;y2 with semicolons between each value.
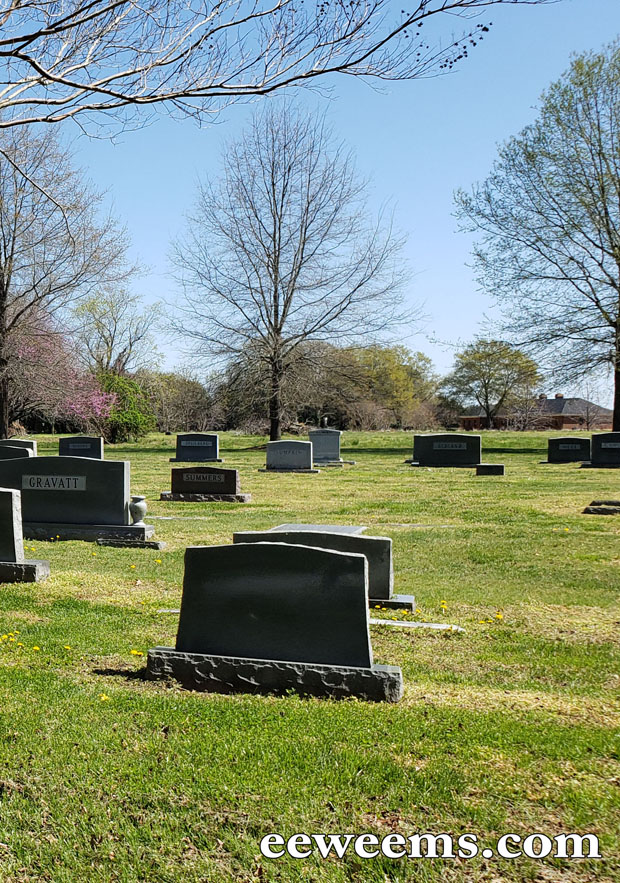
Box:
0;559;50;582
24;523;155;541
160;492;251;503
146;647;403;702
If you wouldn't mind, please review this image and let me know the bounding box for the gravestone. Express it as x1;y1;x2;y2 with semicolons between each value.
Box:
0;439;37;456
170;433;221;463
309;429;343;465
0;456;154;541
0;445;33;460
146;542;403;701
233;528;414;611
547;437;591;463
59;436;104;459
413;433;481;467
160;467;251;503
589;432;620;467
0;488;49;582
476;464;505;476
261;440;318;473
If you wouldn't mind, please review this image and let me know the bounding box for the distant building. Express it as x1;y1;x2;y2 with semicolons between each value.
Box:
459;393;613;431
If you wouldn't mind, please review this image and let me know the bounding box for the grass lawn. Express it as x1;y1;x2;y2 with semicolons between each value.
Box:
0;430;618;882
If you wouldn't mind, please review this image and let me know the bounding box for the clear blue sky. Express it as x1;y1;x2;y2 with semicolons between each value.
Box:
74;0;620;403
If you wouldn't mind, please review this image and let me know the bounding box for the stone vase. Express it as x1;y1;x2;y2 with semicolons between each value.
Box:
130;495;147;525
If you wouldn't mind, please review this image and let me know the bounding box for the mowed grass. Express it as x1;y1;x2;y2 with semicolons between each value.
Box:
0;430;618;882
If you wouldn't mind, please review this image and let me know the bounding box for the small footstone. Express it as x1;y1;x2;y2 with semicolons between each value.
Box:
476;464;505;476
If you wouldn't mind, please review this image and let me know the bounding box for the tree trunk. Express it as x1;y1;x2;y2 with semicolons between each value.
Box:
613;357;620;432
0;365;9;439
269;359;283;441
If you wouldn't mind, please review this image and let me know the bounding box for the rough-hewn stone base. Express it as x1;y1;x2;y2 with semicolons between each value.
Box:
0;559;50;582
146;647;403;702
96;538;166;549
160;492;251;503
24;522;155;541
370;594;415;612
169;458;223;463
476;464;505;476
258;468;320;473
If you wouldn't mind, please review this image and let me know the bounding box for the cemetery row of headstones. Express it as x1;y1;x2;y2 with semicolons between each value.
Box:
147;524;405;702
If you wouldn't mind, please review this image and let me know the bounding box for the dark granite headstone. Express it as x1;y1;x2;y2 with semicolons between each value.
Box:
0;439;37;455
0;488;49;581
147;542;404;701
0;445;33;460
170;433;221;462
413;433;481;467
171;467;240;495
591;433;620;467
59;436;104;459
548;437;591;463
160;467;251;502
0;457;153;540
233;529;393;601
176;542;372;666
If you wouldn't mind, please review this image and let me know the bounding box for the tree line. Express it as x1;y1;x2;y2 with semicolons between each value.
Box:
1;28;619;437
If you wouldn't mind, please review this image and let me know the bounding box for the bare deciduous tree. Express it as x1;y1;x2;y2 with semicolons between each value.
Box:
0;1;553;134
0;125;136;437
172;103;413;440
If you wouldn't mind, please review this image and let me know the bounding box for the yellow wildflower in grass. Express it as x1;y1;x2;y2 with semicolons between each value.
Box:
92;552;97;557
130;649;144;657
32;646;40;651
99;694;111;702
479;620;487;624
495;612;503;620
155;559;162;564
16;643;23;647
374;605;381;609
130;564;136;570
64;645;72;650
8;637;14;642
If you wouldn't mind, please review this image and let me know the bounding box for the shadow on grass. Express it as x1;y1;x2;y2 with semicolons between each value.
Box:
93;666;148;681
482;447;546;455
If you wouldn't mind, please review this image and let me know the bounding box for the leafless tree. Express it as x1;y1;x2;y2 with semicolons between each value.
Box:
172;103;414;439
0;124;136;437
0;1;553;136
73;290;161;375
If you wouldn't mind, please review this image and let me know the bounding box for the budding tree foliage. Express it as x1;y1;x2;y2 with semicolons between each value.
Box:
455;42;620;429
171;103;414;440
0;125;136;437
0;1;553;132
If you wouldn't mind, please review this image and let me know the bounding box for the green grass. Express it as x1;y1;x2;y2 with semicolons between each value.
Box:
0;430;618;881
